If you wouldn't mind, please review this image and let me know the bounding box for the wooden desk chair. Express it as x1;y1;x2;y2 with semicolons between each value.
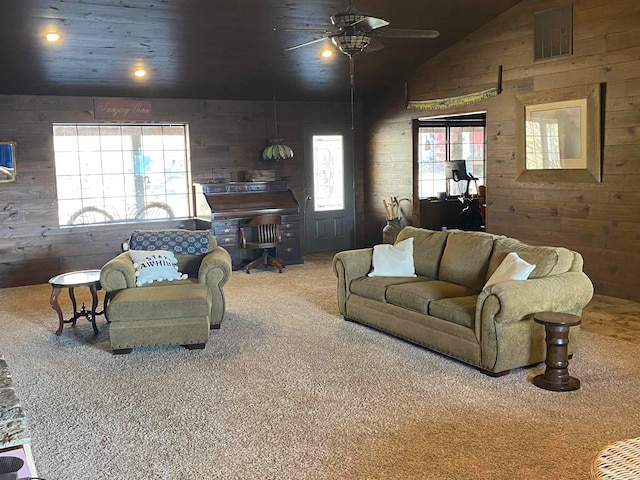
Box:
240;214;284;274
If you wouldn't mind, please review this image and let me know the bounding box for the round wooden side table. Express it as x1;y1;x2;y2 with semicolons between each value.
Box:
533;311;581;391
49;269;107;336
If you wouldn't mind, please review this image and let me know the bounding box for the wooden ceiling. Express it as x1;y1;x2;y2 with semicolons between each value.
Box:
1;0;522;102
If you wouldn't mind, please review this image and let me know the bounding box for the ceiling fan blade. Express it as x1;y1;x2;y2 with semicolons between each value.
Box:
364;37;384;52
376;28;440;39
273;27;333;34
351;16;389;32
284;36;332;52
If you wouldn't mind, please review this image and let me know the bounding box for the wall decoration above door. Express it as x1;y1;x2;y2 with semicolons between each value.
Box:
407;66;502;111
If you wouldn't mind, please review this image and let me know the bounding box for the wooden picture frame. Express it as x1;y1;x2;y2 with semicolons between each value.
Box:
515;84;601;183
0;141;16;183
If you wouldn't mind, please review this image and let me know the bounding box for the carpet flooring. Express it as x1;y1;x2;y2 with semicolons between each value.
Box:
1;254;639;479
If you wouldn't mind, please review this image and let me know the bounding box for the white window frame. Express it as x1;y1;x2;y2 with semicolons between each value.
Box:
416;112;486;199
52;123;192;226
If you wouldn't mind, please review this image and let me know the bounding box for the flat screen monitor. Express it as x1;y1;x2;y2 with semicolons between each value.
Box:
445;160;472;182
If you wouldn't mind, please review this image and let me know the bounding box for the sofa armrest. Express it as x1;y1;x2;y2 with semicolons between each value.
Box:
476;271;593;371
199;246;232;288
100;252;137;292
477;271;594;326
332;248;373;315
198;246;232;327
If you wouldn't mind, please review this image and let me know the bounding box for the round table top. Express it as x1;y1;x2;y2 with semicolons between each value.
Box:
591;437;640;479
49;269;101;287
533;311;581;327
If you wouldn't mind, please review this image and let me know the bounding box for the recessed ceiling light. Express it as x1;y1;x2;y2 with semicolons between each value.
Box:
44;32;62;42
134;68;147;78
321;49;333;58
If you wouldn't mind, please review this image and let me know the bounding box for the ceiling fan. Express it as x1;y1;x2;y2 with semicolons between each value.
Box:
276;1;441;129
277;1;440;148
279;1;440;58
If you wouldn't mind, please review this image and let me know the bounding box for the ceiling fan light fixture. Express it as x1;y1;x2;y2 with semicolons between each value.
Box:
332;34;370;56
331;10;366;30
44;31;62;42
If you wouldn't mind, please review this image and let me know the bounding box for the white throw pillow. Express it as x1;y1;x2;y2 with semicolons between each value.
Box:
128;249;188;287
483;252;535;290
368;237;417;277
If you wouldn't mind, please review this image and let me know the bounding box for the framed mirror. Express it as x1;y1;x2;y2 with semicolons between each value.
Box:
515;84;601;183
0;141;17;183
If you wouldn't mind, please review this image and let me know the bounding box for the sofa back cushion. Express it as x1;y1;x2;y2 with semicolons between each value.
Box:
486;238;575;280
439;231;495;292
395;227;448;279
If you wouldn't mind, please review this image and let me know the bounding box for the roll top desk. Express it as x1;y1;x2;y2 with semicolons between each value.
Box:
194;181;302;270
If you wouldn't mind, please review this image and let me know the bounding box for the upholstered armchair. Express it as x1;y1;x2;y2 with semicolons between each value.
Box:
100;229;232;354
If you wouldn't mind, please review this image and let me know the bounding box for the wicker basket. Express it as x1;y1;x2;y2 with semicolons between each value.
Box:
591;437;640;479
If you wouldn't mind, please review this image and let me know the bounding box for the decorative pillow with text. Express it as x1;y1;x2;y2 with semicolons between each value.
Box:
128;249;188;287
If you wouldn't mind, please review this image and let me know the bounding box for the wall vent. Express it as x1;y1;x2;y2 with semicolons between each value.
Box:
534;4;573;60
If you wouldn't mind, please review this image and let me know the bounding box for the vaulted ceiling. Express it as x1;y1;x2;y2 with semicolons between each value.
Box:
1;0;522;102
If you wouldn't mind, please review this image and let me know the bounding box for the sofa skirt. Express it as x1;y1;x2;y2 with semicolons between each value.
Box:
346;295;482;369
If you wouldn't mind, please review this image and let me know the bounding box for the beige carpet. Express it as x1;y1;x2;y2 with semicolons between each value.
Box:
1;254;640;480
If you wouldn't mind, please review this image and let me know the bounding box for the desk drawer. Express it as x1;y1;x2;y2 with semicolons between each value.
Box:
280;229;298;241
217;234;238;247
277;240;301;262
213;220;238;235
213;220;239;247
281;215;299;230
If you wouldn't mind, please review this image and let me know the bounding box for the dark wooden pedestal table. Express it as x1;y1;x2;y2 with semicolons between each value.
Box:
533;311;581;392
49;269;107;336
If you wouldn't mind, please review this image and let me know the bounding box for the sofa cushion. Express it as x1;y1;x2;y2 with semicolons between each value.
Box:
386;280;475;315
351;276;427;303
439;231;494;292
428;295;478;329
395;227;448;279
483;252;535;290
487;238;575;280
368;237;416;277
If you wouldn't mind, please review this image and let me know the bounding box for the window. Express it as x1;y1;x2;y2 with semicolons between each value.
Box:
416;113;486;199
53;123;191;226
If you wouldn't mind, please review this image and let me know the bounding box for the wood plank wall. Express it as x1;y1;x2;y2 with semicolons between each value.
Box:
362;0;640;301
0;96;359;287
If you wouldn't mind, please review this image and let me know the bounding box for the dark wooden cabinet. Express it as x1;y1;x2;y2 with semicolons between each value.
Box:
194;181;303;270
419;198;484;231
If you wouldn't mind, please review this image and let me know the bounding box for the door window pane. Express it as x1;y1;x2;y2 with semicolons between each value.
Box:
312;135;344;212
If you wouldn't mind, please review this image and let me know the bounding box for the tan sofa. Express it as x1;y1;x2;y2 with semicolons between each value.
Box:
333;227;594;375
100;230;232;353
